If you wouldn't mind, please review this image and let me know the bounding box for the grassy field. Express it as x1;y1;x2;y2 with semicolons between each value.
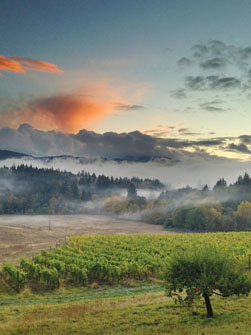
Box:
0;282;251;335
2;232;251;334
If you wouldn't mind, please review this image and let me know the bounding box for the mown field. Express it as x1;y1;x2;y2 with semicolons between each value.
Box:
0;214;170;265
1;233;251;334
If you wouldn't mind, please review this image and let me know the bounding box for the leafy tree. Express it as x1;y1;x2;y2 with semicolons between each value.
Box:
185;207;204;230
200;206;222;231
172;207;189;228
165;245;251;317
221;208;237;231
236;201;251;228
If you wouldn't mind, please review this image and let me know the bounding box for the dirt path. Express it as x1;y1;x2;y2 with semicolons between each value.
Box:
0;214;175;265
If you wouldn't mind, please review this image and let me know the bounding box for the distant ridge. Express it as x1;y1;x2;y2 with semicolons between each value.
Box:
0;150;31;160
0;150;172;164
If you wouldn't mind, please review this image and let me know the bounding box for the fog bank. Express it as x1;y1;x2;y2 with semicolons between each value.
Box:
1;155;251;188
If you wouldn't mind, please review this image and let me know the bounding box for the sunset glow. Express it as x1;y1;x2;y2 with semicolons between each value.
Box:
0;0;251;164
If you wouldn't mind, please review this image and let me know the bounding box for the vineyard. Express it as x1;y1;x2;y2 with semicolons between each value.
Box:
2;233;251;292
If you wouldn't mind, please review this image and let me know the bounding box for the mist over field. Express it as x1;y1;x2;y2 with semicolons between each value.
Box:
1;154;251;189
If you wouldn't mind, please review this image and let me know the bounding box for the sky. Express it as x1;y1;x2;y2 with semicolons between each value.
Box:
0;0;251;185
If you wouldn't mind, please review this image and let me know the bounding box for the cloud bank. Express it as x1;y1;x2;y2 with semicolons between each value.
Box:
0;124;250;187
1;148;251;189
0;123;249;160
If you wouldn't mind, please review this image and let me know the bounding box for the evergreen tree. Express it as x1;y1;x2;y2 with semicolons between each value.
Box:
127;182;137;199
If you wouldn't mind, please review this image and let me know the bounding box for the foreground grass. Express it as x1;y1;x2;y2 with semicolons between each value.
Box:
1;286;251;335
0;281;163;306
2;231;251;334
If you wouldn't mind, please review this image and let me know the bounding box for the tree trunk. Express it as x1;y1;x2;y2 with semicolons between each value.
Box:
203;293;213;317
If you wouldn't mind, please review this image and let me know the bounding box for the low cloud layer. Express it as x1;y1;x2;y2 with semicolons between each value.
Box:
0;54;63;76
1;152;251;189
0;124;250;187
0;123;249;159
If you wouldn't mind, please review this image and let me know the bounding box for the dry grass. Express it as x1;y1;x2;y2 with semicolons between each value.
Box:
0;214;174;265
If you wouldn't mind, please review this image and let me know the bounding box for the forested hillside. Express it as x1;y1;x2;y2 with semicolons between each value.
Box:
1;165;251;232
104;173;251;232
0;165;163;214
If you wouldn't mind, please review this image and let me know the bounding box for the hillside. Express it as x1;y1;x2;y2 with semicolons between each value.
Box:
1;233;251;334
0;150;30;160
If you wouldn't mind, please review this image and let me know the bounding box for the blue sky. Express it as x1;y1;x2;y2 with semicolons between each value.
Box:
1;0;251;161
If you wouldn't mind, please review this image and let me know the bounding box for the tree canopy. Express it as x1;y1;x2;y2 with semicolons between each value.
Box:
165;245;251;317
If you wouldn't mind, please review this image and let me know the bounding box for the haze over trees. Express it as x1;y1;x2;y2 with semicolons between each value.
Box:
0;165;162;215
1;165;251;232
143;172;251;231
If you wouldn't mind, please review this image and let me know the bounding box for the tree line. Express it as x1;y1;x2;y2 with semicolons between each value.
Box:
104;172;251;232
0;165;163;214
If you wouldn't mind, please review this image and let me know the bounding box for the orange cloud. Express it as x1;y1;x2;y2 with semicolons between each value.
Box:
0;80;146;133
0;79;149;133
11;56;63;73
0;55;24;73
28;93;117;133
0;54;63;75
28;82;135;132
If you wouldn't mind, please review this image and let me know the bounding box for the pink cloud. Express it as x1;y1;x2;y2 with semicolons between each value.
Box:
0;54;63;75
